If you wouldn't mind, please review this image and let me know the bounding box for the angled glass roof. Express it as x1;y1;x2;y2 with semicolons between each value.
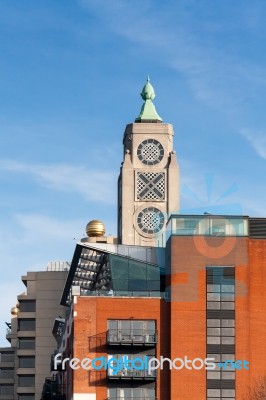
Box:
61;244;165;306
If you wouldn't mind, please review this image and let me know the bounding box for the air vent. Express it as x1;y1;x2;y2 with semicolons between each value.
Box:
249;218;266;238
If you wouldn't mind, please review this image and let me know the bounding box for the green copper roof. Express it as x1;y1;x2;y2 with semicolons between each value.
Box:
135;77;163;122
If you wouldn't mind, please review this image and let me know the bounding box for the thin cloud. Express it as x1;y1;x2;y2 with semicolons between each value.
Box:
240;129;266;160
0;159;116;204
15;213;84;241
79;0;266;111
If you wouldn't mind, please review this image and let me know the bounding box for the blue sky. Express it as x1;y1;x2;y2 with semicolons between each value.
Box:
1;0;266;344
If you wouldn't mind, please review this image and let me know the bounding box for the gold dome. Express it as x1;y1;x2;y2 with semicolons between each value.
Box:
86;220;105;237
11;306;19;316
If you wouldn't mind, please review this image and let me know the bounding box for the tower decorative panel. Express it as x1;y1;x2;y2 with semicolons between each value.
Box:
136;172;165;201
137;139;164;165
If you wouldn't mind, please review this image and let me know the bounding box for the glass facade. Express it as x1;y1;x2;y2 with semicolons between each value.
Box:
109;254;161;294
167;215;248;238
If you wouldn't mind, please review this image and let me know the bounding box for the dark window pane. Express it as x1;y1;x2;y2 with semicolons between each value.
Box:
0;369;14;378
19;339;35;350
18;375;35;387
113;279;128;291
18;396;35;400
18;319;35;331
110;255;129;280
0;385;13;395
147;264;159;280
128;279;146;291
128;260;146;280
19;301;36;313
19;357;35;368
0;353;14;362
147;280;160;291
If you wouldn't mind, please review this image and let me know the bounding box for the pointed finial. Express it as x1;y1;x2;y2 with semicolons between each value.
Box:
140;77;155;101
135;77;163;122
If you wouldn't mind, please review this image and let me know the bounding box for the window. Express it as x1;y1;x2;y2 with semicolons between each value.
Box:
18;395;35;400
0;352;13;362
109;254;161;294
206;267;235;400
19;338;35;349
18;375;35;387
18;319;35;331
107;354;155;378
19;301;36;313
0;385;13;395
207;389;235;398
107;320;156;344
0;369;14;378
19;357;35;368
108;387;155;399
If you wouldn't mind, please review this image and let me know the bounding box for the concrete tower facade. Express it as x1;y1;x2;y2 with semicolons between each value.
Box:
118;78;180;246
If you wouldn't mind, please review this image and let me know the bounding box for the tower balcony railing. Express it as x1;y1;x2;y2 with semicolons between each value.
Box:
107;329;157;346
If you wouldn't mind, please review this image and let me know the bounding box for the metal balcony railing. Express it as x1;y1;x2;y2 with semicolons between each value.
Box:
107;330;157;345
107;397;157;400
6;327;12;335
107;369;156;380
41;377;66;400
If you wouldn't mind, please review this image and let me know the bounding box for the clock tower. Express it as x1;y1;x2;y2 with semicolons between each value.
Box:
118;78;180;246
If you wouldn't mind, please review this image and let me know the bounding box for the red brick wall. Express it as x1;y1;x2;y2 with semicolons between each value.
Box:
73;297;170;399
67;236;266;399
168;236;248;399
246;239;266;394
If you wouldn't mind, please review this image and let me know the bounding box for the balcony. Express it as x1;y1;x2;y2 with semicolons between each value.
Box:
5;327;16;343
41;377;66;400
107;369;156;380
107;398;157;400
107;330;157;346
